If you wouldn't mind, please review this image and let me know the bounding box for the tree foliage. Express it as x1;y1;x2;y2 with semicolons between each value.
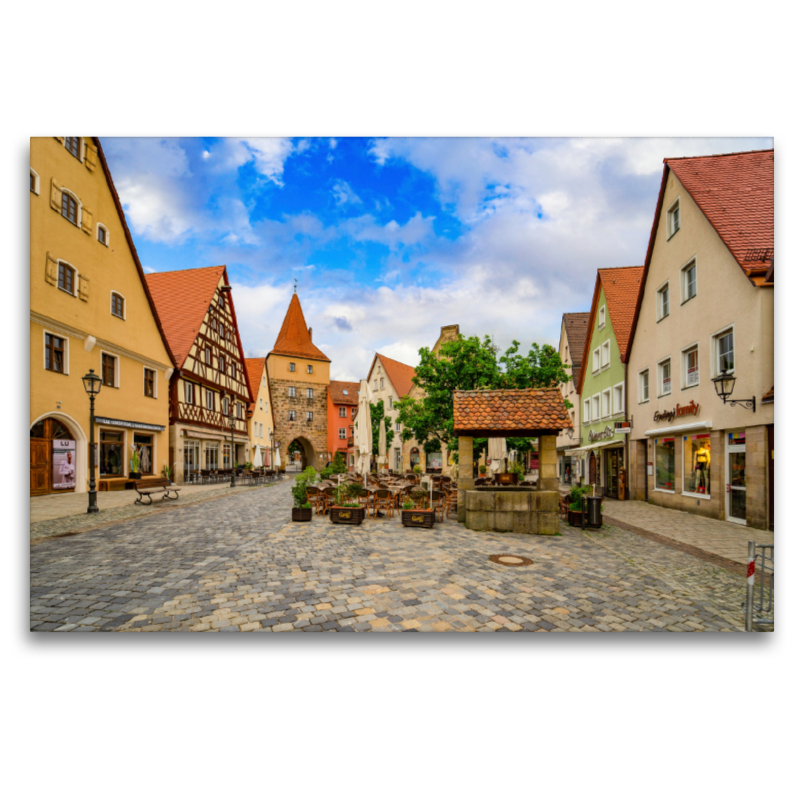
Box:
369;399;395;456
394;334;571;456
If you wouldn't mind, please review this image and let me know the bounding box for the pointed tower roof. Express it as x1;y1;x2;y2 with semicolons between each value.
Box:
270;293;330;362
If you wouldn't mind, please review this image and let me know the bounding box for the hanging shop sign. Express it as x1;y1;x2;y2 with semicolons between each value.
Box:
589;426;616;442
653;401;700;424
615;420;631;434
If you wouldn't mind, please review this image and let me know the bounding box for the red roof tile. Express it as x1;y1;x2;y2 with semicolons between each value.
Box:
244;357;266;413
145;266;227;367
271;294;330;362
368;353;416;398
329;380;360;405
453;388;572;435
667;149;774;275
563;312;591;372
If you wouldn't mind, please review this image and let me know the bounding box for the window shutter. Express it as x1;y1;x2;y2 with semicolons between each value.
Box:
84;142;98;172
45;252;58;285
81;206;93;235
50;178;62;212
78;273;89;302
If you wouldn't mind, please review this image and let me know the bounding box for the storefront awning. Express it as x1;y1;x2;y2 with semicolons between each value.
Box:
643;420;712;437
565;439;624;455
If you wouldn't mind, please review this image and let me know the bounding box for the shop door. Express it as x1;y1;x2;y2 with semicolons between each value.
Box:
30;418;76;496
589;452;597;486
184;441;200;482
30;439;50;495
726;433;747;524
605;449;619;498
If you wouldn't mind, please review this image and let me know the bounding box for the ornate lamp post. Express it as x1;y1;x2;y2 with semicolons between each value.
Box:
269;429;274;468
81;368;102;514
712;369;755;412
227;394;237;487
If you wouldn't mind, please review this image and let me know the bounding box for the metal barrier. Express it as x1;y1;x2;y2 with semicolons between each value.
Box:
744;540;774;631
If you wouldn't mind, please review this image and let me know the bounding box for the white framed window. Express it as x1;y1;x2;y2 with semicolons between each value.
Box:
259;399;263;411
613;382;624;415
143;367;157;398
712;326;735;376
185;381;195;405
396;422;401;432
658;358;671;396
339;427;346;439
388;396;393;409
639;369;650;403
222;396;229;415
657;281;670;321
681;258;697;303
583;398;591;423
43;330;69;374
289;362;296;372
339;406;347;418
205;388;215;411
111;291;126;319
601;341;610;369
30;168;40;195
57;260;78;296
97;223;109;246
592;394;601;421
598;305;606;329
262;374;266;387
60;188;82;227
288;386;296;398
667;198;680;238
306;411;313;422
306;388;313;399
259;423;263;438
592;347;601;373
602;389;611;418
374;380;378;390
683;343;699;388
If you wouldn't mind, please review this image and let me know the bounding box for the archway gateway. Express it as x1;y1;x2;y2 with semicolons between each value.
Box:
30;417;77;496
286;437;316;471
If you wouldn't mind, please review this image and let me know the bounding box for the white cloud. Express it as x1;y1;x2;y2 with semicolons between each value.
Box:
332;180;362;206
341;211;435;248
240;138;294;185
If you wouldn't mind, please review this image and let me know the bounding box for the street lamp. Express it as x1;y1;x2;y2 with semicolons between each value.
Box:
82;368;102;514
227;394;237;487
712;369;755;412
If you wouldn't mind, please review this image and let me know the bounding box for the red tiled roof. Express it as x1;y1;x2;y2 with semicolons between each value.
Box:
271;294;330;362
368;353;416;398
453;388;572;435
667;149;774;279
145;266;227;367
244;357;266;413
329;380;360;405
563;312;591;372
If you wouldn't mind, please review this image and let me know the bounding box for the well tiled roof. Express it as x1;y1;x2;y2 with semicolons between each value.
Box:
271;294;330;362
244;357;266;413
368;353;416;398
145;266;227;367
329;380;360;405
453;388;572;435
563;312;590;370
667;149;774;280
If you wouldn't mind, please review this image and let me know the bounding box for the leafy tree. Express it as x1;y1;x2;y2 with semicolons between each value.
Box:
369;399;395;456
395;334;571;457
330;450;347;474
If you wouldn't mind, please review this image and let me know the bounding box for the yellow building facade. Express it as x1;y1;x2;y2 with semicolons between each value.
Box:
244;358;276;467
30;137;174;495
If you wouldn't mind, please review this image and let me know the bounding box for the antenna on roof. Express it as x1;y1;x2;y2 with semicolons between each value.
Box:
293;278;297;294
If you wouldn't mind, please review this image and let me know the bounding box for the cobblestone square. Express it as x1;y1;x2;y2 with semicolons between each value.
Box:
30;480;752;632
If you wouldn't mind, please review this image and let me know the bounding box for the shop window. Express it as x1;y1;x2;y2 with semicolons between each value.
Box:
683;345;699;387
339;427;346;439
111;292;125;319
289;362;296;372
134;433;154;474
715;328;734;375
658;358;671;396
144;368;155;398
639;369;649;402
667;199;680;238
58;262;76;295
100;430;124;476
223;444;231;469
101;353;117;387
288;386;296;398
654;437;676;491
682;259;697;302
339;406;347;418
65;137;82;160
583;398;591;423
204;443;219;471
657;282;670;320
684;434;711;496
45;333;65;373
306;388;313;399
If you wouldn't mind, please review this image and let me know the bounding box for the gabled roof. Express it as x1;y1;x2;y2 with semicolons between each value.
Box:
94;138;176;367
453;388;572;436
270;293;330;362
329;380;360;406
578;266;644;395
367;353;416;398
244;357;266;414
667;149;774;282
145;265;227;367
562;312;591;371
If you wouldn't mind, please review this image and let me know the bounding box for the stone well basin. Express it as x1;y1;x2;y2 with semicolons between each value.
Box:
464;487;559;535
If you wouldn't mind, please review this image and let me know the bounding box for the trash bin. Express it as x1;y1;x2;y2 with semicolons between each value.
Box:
585;496;602;528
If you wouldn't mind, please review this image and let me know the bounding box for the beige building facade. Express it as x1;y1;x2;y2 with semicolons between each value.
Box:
626;150;774;529
556;312;589;485
244;358;276;467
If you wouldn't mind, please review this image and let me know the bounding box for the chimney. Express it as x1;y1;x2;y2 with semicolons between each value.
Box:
308;327;312;341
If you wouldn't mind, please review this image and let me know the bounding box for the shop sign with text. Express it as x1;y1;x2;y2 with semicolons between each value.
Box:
653;401;700;424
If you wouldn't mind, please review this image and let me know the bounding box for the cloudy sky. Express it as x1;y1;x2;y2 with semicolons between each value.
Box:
103;137;772;381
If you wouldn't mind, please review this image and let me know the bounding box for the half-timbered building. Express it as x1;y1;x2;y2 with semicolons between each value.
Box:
145;266;253;482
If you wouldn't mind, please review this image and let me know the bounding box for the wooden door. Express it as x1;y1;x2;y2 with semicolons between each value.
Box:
30;438;50;495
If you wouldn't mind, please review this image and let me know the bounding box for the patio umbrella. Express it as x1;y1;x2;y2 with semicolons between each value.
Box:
378;415;387;471
355;379;372;487
252;444;263;468
274;446;281;470
487;437;507;475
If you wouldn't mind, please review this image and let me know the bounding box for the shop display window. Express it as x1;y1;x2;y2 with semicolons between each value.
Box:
654;437;675;491
205;443;219;470
100;430;124;476
134;433;154;475
683;434;711;495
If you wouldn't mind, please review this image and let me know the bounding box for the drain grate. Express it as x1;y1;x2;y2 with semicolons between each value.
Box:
489;554;533;567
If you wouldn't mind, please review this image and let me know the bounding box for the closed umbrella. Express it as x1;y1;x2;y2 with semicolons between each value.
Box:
487;437;507;475
378;415;387;471
355;380;372;487
252;444;263;468
274;446;281;470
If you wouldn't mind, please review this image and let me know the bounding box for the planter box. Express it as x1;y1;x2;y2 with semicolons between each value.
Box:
496;473;519;486
129;472;142;480
292;507;312;522
330;506;365;525
401;509;435;528
568;510;584;527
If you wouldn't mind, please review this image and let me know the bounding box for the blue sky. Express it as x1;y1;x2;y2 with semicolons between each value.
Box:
103;136;773;380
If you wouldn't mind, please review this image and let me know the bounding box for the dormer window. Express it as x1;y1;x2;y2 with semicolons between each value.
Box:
598;306;606;329
667;199;680;239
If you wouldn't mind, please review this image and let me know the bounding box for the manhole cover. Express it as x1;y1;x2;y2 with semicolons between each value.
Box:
489;554;533;567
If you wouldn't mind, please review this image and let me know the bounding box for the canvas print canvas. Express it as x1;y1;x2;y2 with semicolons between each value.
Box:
30;136;774;632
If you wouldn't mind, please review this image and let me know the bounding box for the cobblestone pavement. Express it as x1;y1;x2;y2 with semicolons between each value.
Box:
30;480;753;632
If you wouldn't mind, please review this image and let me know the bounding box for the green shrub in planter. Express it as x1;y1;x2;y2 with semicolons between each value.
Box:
478;464;487;475
291;466;320;509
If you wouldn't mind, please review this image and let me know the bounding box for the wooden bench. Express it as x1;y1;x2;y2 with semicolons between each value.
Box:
133;478;181;505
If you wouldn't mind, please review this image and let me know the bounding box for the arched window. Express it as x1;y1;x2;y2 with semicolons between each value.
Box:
97;223;109;246
111;292;125;319
65;137;82;160
30;168;40;195
58;262;77;295
61;190;80;226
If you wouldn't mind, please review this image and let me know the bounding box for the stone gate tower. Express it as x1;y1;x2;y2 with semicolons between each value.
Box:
267;292;330;470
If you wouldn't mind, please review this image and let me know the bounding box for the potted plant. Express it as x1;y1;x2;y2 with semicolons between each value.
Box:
129;445;142;480
478;464;487;476
291;466;319;522
401;489;435;528
162;461;175;484
329;482;365;525
567;485;592;527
